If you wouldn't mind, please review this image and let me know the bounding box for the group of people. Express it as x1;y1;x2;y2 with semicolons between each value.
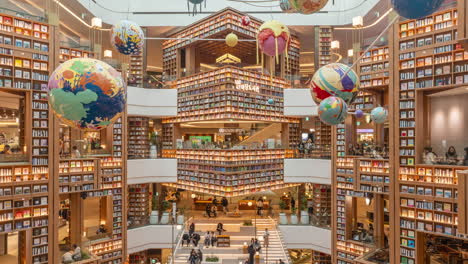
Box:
348;143;389;159
424;146;468;165
183;222;226;248
61;244;81;263
188;248;204;264
245;229;270;264
204;197;229;218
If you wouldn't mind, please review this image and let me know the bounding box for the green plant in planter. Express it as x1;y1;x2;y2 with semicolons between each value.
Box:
206;256;219;262
161;200;171;212
279;200;287;213
291;207;297;215
300;196;308;211
243;220;253;226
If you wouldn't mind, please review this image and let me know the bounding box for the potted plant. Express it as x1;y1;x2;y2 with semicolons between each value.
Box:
290;207;298;225
279;200;288;225
205;256;220;263
160;200;171;224
149;132;158;159
150;195;159;225
177;207;185;224
300;196;309;225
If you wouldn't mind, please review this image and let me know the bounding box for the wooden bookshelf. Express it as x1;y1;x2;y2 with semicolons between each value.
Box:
318;26;332;68
312;250;331;264
163;66;293;124
129;52;143;87
310;184;331;228
314;117;332;154
356;158;390;194
394;8;468;264
58;159;98;193
128;117;150;159
163;149;297;197
128;184;150;226
59;47;95;62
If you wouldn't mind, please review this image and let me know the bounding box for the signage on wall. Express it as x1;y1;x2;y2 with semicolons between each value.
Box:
234;80;260;93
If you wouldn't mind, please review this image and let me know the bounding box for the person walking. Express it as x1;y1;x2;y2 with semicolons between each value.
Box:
247;243;255;264
188;249;198;264
193;232;200;247
263;228;270;248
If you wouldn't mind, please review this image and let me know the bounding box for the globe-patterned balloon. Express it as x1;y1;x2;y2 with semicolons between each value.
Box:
268;98;275;105
241;16;251;27
289;0;328;14
257;20;290;57
391;0;443;19
280;0;295;13
318;96;348;126
310;63;359;104
48;58;126;131
111;20;144;55
355;109;364;119
371;107;388;124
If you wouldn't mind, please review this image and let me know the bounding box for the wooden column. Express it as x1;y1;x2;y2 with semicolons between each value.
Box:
69;193;84;245
458;0;468;49
373;194;385;248
457;171;468;235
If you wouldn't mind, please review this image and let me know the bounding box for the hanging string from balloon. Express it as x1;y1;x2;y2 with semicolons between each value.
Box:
340;13;400;81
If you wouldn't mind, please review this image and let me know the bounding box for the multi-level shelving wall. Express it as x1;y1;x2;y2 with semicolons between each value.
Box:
0;12;54;263
162;8;300;81
59;47;95;62
163;149;296;197
128;117;150;159
313;117;332;156
395;8;468;264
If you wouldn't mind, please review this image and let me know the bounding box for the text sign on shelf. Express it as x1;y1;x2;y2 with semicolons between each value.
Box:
234;80;260;93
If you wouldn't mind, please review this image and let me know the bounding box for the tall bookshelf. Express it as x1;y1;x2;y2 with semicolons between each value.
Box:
128;117;150;159
128;184;150;226
129;52;143;87
395;8;467;264
314;117;331;154
0;12;53;263
310;184;331;228
318;26;333;68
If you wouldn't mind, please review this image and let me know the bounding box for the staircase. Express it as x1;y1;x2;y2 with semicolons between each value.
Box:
172;218;290;264
254;218;291;264
236;123;282;147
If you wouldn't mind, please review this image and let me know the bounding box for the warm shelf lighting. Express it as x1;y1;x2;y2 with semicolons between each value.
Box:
331;40;340;50
348;49;354;57
104;50;113;58
352;16;364;28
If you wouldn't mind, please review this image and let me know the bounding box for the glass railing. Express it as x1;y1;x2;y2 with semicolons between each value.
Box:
291;148;332;160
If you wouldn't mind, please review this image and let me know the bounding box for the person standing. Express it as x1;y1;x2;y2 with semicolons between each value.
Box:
256;199;263;216
263;228;270;248
189;222;195;236
197;249;203;264
221;197;229;214
72;244;82;261
204;232;211;248
193;232;200;247
210;231;217;247
247;243;255;264
291;197;296;210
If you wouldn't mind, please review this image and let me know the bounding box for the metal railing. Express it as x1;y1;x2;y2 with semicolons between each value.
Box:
271;217;293;264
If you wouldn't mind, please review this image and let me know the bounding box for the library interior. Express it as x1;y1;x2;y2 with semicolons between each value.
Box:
0;0;467;264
